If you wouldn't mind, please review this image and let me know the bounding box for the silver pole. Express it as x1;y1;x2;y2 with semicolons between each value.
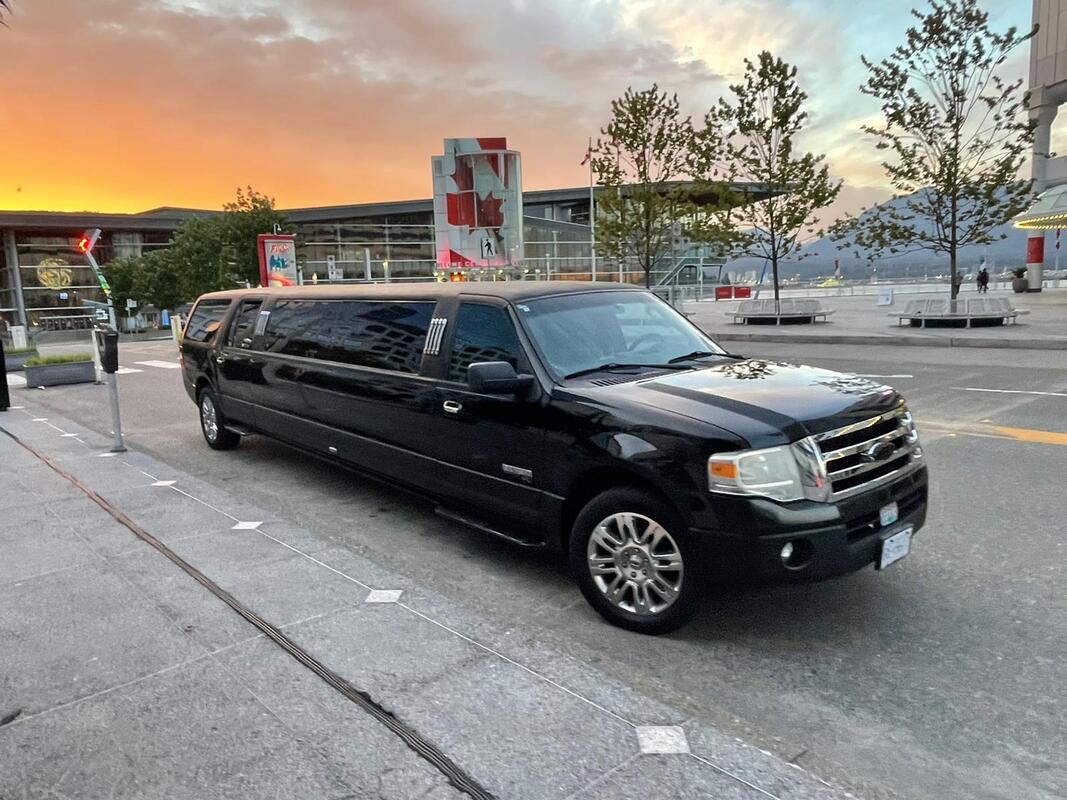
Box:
107;371;126;452
364;248;372;282
85;250;117;329
588;136;597;282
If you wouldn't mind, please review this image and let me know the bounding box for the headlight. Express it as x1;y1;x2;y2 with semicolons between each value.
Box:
708;436;830;503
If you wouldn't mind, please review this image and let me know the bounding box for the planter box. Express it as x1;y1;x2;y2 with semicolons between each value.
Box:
3;352;36;372
24;360;95;388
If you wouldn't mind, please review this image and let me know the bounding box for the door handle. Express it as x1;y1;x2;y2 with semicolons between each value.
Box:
442;400;463;415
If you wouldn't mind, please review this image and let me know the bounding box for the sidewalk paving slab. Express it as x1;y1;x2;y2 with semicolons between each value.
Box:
0;657;366;800
0;563;202;716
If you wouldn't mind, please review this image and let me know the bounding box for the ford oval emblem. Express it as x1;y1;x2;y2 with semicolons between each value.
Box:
862;441;896;462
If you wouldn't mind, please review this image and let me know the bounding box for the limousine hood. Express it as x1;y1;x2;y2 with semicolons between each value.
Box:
587;359;901;448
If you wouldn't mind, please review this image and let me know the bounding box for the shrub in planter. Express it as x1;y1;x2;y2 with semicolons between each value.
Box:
24;354;96;388
1011;267;1028;294
3;347;37;372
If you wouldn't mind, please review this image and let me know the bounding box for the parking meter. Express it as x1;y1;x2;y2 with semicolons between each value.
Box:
96;328;119;374
95;326;126;452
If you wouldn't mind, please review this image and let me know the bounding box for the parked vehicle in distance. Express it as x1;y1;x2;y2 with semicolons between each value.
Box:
180;282;928;633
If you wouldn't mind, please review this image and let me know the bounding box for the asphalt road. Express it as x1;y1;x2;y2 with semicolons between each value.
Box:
12;337;1067;800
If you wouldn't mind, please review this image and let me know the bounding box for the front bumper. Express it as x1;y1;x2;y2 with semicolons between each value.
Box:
695;466;928;583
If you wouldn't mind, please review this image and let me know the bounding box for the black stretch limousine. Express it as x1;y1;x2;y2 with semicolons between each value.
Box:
180;282;928;633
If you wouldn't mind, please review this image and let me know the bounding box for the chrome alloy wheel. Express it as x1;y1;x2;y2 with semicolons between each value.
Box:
200;394;219;443
586;512;684;615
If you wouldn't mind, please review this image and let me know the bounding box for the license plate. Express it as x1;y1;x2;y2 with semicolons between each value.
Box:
878;526;913;570
879;502;899;527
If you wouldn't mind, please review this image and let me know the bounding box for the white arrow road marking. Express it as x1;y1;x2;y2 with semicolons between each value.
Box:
135;360;180;370
116;366;143;374
854;374;914;379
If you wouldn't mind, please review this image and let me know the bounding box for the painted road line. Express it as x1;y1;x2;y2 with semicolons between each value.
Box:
855;374;914;379
995;425;1067;446
921;420;1067;447
135;360;180;370
115;366;143;375
953;386;1067;398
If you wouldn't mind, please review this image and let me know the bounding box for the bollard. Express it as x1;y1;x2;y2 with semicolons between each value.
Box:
95;327;126;452
170;314;183;344
0;339;9;412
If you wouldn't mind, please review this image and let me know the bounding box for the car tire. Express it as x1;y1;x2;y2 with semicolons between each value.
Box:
198;387;240;451
569;487;703;635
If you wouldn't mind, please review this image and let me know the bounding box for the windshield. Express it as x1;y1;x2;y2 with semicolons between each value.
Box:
516;291;726;380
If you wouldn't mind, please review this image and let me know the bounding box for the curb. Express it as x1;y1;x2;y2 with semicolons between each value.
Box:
708;330;1067;351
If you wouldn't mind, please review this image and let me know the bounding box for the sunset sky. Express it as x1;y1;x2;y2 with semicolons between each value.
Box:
0;0;1031;219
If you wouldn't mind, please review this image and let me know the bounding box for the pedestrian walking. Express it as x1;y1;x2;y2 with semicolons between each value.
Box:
977;267;989;293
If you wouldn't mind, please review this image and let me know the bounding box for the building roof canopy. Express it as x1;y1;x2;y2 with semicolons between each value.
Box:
1013;184;1067;230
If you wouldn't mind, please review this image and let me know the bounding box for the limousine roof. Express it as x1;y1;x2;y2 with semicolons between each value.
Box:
197;280;647;303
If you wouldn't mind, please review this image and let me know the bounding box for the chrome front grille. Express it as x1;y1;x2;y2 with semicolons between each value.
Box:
814;406;921;500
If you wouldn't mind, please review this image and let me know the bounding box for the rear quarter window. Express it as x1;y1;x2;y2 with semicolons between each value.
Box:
183;299;231;343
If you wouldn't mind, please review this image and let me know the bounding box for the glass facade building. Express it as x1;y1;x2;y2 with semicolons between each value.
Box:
0;184;745;330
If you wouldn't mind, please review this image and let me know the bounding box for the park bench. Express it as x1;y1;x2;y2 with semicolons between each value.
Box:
728;298;835;324
890;297;1029;327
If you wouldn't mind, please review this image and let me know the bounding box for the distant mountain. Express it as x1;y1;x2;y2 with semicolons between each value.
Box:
726;191;1035;280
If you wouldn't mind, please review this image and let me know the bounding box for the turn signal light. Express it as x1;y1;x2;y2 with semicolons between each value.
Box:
709;461;738;480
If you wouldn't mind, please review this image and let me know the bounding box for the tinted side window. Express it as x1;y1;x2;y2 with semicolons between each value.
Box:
227;300;262;349
261;301;333;358
329;301;433;373
183;299;230;343
261;300;433;374
448;303;523;382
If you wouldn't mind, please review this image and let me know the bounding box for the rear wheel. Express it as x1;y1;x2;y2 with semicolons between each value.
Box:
198;388;240;450
569;487;703;634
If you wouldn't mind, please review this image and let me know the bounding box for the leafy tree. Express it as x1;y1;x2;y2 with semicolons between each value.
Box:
590;86;703;288
0;1;11;26
100;256;141;320
132;249;185;312
166;215;230;298
694;52;840;312
222;186;288;287
831;0;1036;305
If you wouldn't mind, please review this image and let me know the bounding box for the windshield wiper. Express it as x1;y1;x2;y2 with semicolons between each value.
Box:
667;350;725;364
564;362;693;380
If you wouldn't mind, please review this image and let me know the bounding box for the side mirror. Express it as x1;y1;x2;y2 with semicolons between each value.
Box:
467;361;534;395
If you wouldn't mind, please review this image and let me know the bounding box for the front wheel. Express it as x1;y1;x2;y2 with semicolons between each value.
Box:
198;388;240;450
569;488;703;634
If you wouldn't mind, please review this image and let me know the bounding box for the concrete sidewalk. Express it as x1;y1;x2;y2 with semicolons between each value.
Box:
0;403;850;800
690;288;1067;350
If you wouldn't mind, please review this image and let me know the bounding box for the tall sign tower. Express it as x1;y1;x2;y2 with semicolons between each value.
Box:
431;138;523;279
